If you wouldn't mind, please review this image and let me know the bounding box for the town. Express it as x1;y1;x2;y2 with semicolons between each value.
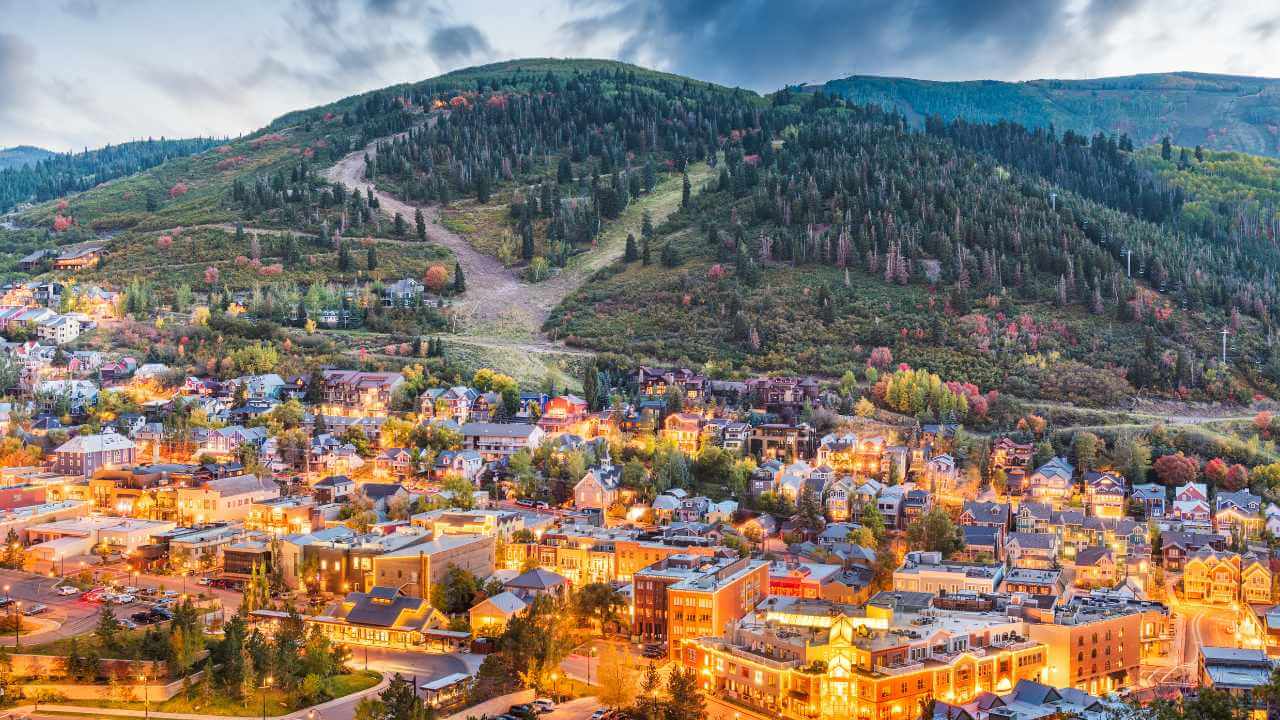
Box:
0;338;1267;720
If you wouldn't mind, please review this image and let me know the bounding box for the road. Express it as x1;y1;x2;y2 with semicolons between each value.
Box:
0;567;101;646
1142;599;1242;687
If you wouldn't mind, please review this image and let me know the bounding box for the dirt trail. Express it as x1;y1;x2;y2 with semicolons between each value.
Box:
323;129;710;353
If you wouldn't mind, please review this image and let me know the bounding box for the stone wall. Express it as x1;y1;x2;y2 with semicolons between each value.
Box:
9;653;167;682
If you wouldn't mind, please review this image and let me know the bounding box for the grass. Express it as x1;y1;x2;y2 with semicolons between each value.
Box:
54;670;380;716
24;626;162;657
66;226;453;298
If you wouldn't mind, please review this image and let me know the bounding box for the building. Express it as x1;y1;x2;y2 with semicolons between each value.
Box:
1181;549;1269;605
662;413;704;455
176;474;280;525
1199;647;1273;714
469;590;528;636
1025;458;1073;506
636;367;705;402
634;555;767;653
269;586;459;650
461;422;545;459
747;424;813;462
319;370;404;415
767;560;842;600
1072;547;1118;589
682;596;1047;720
1026;592;1171;695
26;516;175;564
52;430;136;477
893;551;1005;595
1005;533;1060;570
574;463;622;510
1082;472;1126;519
412;509;524;539
370;533;496;599
1131;484;1166;518
1004;568;1062;597
537;395;589;434
245;496;318;536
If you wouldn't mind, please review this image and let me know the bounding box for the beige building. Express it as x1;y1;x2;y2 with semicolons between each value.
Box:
370;534;495;599
176;475;280;524
1026;594;1171;696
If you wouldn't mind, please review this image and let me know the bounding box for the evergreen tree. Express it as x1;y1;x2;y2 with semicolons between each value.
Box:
624;233;639;262
95;605;121;651
337;241;352;271
366;245;378;271
453;262;466;292
393;212;406;236
583;361;601;411
415;208;426;240
521;223;535;260
1161;135;1173;161
681;172;691;208
660;241;680;267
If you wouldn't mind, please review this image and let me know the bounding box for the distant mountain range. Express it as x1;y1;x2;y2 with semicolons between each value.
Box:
812;72;1280;156
0;145;55;171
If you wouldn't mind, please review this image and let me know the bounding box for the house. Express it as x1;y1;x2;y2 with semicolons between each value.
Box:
469;590;528;636
991;437;1034;471
359;482;410;512
203;425;269;457
467;392;501;423
537;395;589;434
635;367;705;402
52;243;105;269
1082;471;1126;519
382;278;425;307
376;447;417;479
1131;483;1166;518
747;423;813;462
1183;549;1243;605
824;476;855;521
319;370;404;415
720;422;751;453
461;423;544;460
431;450;483;481
52;430;136;477
1016;502;1053;534
1217;490;1264;539
959;501;1011;532
1172;482;1212;526
920;453;957;494
958;525;1001;562
1005;532;1060;569
1198;647;1273;714
1073;546;1118;588
661;413;703;455
1025;457;1074;506
36;315;80;345
176;474;280;524
574;463;622;510
313;475;355;503
419;386;476;423
1161;530;1226;572
1243;553;1273;605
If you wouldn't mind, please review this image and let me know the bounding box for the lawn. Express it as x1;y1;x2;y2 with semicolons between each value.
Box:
54;670;381;716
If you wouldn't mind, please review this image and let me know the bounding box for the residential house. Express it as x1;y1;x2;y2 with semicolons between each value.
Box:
1217;490;1264;539
1183;549;1244;605
574;463;622;510
319;370;404;415
176;474;280;524
431;450;483;481
52;430;136;477
36;315;80;345
1131;483;1166;518
991;437;1034;471
1083;471;1126;519
313;475;355;503
1026;457;1074;506
419;386;476;423
52;243;105;269
1006;532;1060;569
1161;530;1226;572
1073;546;1118;588
661;413;703;455
537;395;589;435
635;367;705;402
461;423;544;460
381;278;425;307
720;422;750;453
921;453;957;494
1172;483;1212;527
376;447;417;479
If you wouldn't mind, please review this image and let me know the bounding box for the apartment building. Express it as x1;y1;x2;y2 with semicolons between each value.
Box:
633;555;765;647
461;422;545;459
893;551;1006;595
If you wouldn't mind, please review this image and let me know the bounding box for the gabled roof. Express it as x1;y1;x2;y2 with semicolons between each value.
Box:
506;567;567;591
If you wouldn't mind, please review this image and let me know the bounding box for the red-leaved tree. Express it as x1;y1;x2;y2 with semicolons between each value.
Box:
1153;452;1199;487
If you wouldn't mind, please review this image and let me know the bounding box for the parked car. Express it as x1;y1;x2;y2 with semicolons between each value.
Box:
56;585;80;596
119;618;138;630
0;596;14;608
22;603;47;616
121;586;139;594
532;699;556;713
112;594;135;604
509;704;537;718
130;611;155;625
591;711;610;720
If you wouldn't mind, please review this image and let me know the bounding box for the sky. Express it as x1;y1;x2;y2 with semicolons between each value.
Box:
2;0;1279;151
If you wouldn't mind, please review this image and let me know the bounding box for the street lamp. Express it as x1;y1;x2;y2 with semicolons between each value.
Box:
261;675;273;720
139;673;150;720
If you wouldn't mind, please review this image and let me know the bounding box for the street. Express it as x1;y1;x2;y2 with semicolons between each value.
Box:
1141;600;1242;687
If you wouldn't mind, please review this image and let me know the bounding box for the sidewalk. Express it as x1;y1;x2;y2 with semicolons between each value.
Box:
11;671;390;720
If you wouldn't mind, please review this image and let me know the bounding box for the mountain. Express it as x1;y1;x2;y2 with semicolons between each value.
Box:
6;58;1280;407
0;145;55;171
0;137;224;214
812;72;1280;157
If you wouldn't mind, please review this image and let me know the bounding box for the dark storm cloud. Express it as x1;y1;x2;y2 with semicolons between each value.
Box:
561;0;1141;89
427;24;493;64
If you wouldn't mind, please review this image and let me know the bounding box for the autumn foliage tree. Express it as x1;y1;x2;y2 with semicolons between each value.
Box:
1203;457;1229;487
1153;452;1199;486
1224;463;1249;491
424;264;449;292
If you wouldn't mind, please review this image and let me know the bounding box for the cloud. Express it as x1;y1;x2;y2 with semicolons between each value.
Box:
427;24;493;65
60;0;99;20
0;32;34;111
559;0;1143;89
1251;17;1280;42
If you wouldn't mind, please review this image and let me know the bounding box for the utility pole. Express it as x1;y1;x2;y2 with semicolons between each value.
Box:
1221;328;1230;365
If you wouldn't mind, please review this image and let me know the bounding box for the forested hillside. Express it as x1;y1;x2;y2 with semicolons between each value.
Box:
0;137;225;213
548;90;1278;406
0;146;55;171
815;72;1280;158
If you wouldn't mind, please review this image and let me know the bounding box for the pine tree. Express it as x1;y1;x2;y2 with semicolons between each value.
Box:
415;208;426;240
366;246;378;271
337;241;352;271
453;261;466;292
681;172;691;208
1161;136;1172;161
624;233;638;262
521;223;535;260
393;212;406;236
583;361;600;411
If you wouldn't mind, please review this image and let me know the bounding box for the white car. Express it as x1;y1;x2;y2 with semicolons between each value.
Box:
533;699;555;713
55;585;79;596
112;594;135;604
122;586;139;594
